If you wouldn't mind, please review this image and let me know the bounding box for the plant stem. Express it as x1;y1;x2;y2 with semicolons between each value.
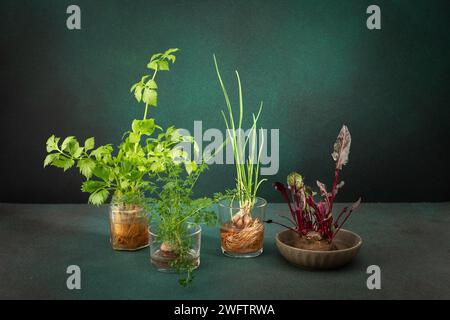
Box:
330;169;340;213
143;68;157;120
266;219;300;235
143;103;149;120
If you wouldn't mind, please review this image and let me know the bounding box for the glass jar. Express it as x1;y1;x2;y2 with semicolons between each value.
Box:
150;222;201;272
109;203;149;251
218;197;267;258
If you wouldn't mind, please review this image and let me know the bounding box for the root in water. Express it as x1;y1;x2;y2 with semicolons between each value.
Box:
110;205;149;250
151;248;199;270
220;215;264;254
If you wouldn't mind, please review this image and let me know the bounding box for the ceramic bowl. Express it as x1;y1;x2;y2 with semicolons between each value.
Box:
276;229;362;269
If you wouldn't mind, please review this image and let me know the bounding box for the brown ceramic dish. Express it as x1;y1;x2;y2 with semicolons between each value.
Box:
276;229;362;269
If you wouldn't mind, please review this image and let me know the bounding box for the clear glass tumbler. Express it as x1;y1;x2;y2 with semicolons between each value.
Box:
149;222;201;272
109;203;149;251
218;197;267;258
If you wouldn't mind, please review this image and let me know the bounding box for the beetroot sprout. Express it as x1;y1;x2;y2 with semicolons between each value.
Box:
268;125;361;243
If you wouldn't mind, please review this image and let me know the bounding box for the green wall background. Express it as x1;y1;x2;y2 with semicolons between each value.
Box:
1;0;449;203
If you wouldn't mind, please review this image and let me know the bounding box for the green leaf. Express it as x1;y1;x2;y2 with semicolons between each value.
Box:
166;54;176;63
164;48;179;55
120;180;129;189
139;119;155;135
148;89;158;106
84;137;95;151
140;75;150;83
155;144;164;153
134;85;143;102
142;88;157;106
130;83;138;93
43;153;59;167
129;132;140;143
71;145;83;158
120;160;133;174
61;137;81;158
88;189;109;206
157;60;169;71
52;156;75;171
142;88;151;104
145;79;158;89
131;119;140;133
185;161;197;175
147;61;158;70
150;53;162;62
61;136;75;151
46;135;60;152
91;145;113;160
77;158;96;179
81;180;106;193
193;141;200;157
92;165;111;181
131;119;154;135
171;129;182;141
170;148;183;159
182;135;194;143
150;162;164;172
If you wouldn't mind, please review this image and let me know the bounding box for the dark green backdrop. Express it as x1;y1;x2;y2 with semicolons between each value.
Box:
1;0;449;203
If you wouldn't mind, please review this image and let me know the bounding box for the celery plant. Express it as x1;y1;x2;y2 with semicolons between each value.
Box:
44;49;197;206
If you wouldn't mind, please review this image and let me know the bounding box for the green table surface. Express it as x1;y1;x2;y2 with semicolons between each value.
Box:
0;203;449;300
